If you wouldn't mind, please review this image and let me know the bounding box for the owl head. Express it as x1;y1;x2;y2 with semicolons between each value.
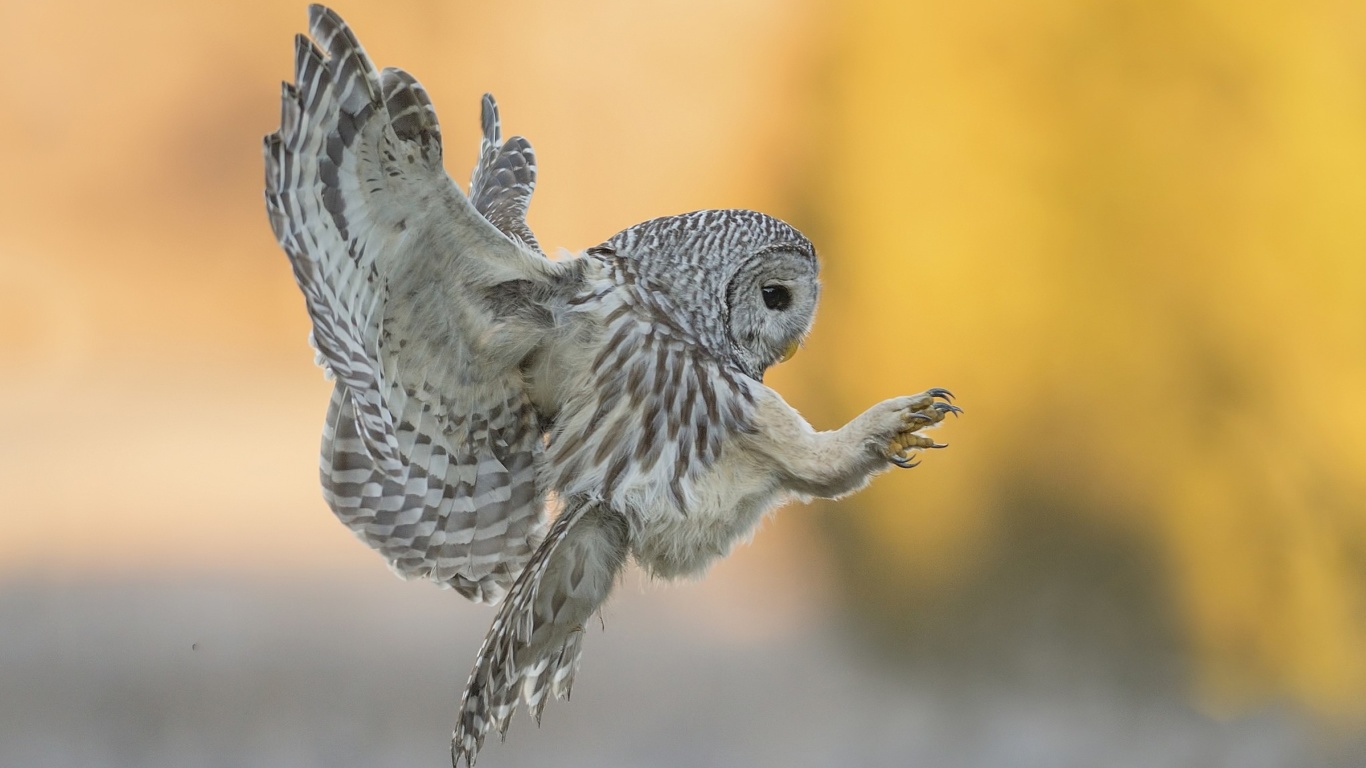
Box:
605;209;820;381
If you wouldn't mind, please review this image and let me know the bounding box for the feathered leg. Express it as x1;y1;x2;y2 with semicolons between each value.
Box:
748;387;961;500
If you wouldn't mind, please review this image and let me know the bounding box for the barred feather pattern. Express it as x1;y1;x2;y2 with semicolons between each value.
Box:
549;249;760;514
265;9;843;767
469;93;542;254
451;251;763;765
451;213;813;763
264;5;561;603
454;499;630;767
598;209;815;359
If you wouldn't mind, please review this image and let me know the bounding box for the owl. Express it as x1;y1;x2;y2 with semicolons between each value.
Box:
263;6;959;766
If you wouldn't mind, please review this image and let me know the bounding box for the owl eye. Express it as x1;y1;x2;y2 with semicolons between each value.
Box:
761;284;792;311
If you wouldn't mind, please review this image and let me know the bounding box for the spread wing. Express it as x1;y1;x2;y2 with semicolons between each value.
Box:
454;500;630;766
264;5;567;603
469;93;541;254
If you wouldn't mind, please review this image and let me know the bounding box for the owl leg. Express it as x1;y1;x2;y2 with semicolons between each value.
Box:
754;387;959;500
453;500;629;767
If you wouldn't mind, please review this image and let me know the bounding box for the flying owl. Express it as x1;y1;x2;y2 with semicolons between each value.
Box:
263;6;959;766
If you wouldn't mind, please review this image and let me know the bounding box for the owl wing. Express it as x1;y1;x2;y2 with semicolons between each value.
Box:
469;94;542;254
453;500;630;766
264;5;568;603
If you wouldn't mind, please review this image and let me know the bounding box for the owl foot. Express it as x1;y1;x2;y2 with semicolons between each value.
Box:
887;388;960;469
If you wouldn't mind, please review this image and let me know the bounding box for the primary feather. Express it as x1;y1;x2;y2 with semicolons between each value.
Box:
264;5;567;603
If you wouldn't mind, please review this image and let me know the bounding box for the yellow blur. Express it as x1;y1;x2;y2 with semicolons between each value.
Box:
810;0;1366;719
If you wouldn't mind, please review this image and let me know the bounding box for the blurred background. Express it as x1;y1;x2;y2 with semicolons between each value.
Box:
2;0;1365;765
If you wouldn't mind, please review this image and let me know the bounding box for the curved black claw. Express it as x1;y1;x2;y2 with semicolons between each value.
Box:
926;387;955;402
933;402;963;417
906;413;935;425
928;442;949;449
890;455;920;469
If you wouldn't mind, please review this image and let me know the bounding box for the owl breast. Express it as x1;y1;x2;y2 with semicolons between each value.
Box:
628;442;785;579
533;253;782;578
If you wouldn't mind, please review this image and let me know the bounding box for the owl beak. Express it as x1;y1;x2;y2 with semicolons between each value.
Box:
779;340;800;364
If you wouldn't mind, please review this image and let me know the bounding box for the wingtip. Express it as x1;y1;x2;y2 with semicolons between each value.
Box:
450;736;473;768
292;32;319;71
307;4;352;58
480;93;501;144
306;3;335;31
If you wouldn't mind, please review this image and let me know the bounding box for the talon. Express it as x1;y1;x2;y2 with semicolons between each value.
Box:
890;455;920;469
903;412;934;425
933;402;963;417
929;442;948;449
926;387;954;402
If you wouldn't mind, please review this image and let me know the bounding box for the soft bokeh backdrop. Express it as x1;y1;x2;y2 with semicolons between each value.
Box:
3;0;1365;766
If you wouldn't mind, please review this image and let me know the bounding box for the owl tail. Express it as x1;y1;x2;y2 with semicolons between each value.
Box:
453;500;630;767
